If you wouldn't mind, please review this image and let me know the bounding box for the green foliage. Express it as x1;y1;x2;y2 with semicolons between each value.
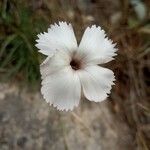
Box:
0;0;48;85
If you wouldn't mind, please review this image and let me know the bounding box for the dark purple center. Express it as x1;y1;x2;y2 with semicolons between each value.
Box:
70;59;81;70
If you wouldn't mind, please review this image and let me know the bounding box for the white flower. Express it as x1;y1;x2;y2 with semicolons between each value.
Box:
36;22;117;111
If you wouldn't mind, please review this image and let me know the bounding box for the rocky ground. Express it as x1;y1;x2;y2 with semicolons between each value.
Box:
0;83;135;150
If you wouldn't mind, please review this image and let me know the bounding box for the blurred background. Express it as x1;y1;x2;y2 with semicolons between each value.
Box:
0;0;150;149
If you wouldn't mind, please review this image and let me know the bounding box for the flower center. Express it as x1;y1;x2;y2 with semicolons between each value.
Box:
70;59;81;70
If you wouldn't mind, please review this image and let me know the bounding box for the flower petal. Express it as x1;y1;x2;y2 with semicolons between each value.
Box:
36;22;77;56
78;65;115;102
41;67;81;111
78;25;117;65
40;50;70;79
